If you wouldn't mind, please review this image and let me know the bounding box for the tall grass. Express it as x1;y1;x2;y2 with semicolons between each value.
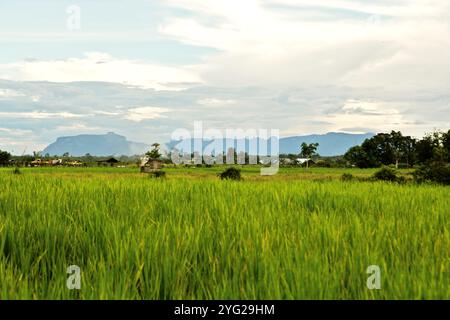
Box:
0;169;448;299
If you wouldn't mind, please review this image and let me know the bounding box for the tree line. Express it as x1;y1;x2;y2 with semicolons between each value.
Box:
344;130;450;168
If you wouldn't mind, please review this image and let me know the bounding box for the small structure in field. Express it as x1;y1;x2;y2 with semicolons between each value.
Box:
30;158;63;167
140;156;162;173
141;143;164;175
296;158;315;167
97;157;119;167
66;160;84;167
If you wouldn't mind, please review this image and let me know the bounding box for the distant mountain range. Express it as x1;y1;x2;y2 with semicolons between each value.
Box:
167;132;374;157
43;132;149;156
279;132;374;156
43;132;374;157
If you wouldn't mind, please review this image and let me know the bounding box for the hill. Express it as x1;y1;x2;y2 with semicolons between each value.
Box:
43;132;149;156
167;132;374;157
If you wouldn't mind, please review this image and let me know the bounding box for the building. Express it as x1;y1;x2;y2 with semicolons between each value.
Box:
140;156;162;173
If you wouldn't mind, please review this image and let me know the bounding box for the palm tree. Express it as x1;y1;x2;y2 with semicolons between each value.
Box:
300;143;319;168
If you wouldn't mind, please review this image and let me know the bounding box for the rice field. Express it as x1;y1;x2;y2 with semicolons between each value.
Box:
0;167;448;299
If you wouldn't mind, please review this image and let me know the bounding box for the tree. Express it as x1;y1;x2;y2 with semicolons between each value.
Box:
345;131;417;168
388;131;416;168
33;151;42;159
0;150;12;166
146;143;162;159
344;145;375;168
299;143;319;168
415;130;448;164
442;129;450;162
415;135;434;164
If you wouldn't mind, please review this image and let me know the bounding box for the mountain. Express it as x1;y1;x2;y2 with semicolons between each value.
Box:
43;132;149;156
43;131;374;157
279;132;374;156
167;132;374;157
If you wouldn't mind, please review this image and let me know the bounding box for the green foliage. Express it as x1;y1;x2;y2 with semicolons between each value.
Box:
344;145;375;168
300;142;319;158
341;173;354;181
413;162;450;185
0;168;448;299
219;167;242;180
146;143;162;159
372;167;401;182
0;150;12;166
345;131;416;168
150;170;166;179
12;167;21;175
443;130;450;161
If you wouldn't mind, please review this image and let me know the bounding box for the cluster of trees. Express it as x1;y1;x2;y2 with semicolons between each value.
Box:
0;150;12;165
344;130;450;168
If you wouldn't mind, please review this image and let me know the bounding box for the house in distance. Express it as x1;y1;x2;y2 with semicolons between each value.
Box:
97;157;119;167
140;156;162;173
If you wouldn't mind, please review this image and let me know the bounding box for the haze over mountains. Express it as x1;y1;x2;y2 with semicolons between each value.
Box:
43;132;149;157
42;132;374;157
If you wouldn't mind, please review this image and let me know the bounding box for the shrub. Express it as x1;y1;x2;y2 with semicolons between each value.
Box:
219;167;242;181
413;162;450;185
373;167;399;182
341;173;354;181
12;167;21;175
150;170;166;179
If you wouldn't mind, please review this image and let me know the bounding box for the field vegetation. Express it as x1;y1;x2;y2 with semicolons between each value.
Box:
0;166;448;299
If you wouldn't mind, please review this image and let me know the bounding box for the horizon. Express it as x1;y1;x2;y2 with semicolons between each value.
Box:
10;130;379;156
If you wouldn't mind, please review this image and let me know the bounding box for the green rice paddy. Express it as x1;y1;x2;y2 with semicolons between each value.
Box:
0;167;448;299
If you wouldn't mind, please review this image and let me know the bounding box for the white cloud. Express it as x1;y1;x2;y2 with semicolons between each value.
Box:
0;111;87;119
31;95;40;102
161;0;450;90
54;123;103;132
197;98;237;107
0;127;32;136
324;99;414;134
0;88;24;99
0;52;202;91
124;106;171;122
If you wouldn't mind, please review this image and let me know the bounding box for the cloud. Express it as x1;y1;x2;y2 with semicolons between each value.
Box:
124;106;171;122
0;111;87;119
0;52;202;91
0;89;24;99
0;80;449;153
0;127;32;136
197;98;236;107
1;1;450;152
160;0;450;90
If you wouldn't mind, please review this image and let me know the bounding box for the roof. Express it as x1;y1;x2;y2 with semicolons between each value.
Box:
296;158;313;164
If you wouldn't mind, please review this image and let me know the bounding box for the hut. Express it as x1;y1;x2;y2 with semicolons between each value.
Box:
140;156;162;173
97;157;119;167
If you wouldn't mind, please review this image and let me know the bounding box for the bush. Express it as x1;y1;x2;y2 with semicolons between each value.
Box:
12;167;21;175
413;162;450;185
219;167;242;181
373;167;399;182
150;170;166;179
341;173;354;181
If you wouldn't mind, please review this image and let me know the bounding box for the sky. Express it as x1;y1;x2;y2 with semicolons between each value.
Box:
1;0;450;153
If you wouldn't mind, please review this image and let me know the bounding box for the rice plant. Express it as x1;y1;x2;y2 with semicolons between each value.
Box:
0;168;448;299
